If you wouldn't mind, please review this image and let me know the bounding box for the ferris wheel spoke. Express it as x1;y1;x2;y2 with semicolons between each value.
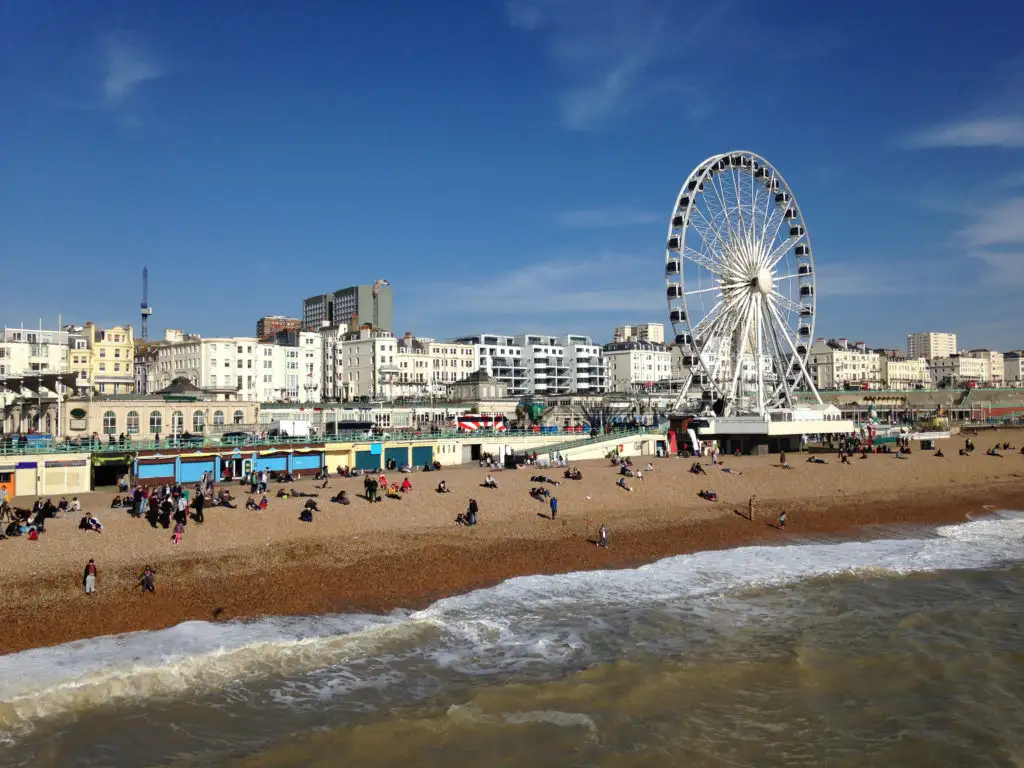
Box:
765;300;818;397
710;171;737;243
684;285;722;297
769;292;804;315
689;208;734;270
680;243;728;277
762;234;803;271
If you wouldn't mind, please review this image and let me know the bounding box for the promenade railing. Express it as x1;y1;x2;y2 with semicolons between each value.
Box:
0;427;598;458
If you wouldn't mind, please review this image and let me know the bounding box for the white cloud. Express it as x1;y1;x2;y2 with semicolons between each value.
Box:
505;0;728;131
902;117;1024;149
555;206;661;229
101;32;164;104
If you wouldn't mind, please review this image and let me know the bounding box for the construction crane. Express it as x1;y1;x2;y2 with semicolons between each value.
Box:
140;267;153;341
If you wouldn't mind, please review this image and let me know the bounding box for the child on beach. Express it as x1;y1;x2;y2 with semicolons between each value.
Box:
172;522;185;544
778;510;787;530
598;524;608;548
82;559;97;595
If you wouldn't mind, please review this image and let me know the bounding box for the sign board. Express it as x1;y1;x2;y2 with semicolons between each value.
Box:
44;460;88;468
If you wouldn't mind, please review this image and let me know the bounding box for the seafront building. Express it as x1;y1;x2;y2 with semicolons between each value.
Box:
255;315;302;341
907;331;957;360
879;355;931;390
613;323;665;345
928;355;987;388
965;349;1005;387
302;284;394;333
1005;352;1024;385
808;339;883;390
603;340;673;392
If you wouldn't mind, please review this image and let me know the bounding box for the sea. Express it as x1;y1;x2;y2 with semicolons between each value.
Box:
1;511;1022;768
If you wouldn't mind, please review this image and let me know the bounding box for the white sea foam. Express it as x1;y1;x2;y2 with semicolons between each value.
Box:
1;512;1021;739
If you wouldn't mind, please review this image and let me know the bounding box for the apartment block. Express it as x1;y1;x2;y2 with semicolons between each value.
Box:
808;339;882;390
256;315;301;341
907;331;957;360
965;349;1004;386
613;323;665;345
879;355;931;390
928;355;987;388
303;284;393;333
603;341;672;392
1004;352;1024;385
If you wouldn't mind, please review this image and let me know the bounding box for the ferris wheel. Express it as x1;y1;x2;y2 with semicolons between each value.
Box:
666;150;822;416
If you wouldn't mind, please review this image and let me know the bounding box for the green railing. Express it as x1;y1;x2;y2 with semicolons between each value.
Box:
0;428;596;457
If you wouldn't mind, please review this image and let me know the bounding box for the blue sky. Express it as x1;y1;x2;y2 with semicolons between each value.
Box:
2;0;1023;350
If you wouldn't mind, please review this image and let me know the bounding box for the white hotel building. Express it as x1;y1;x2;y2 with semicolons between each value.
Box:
147;333;322;403
453;333;609;397
603;340;673;392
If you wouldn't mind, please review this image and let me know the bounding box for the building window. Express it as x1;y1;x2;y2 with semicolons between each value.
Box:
126;410;140;434
99;363;106;372
171;410;184;435
102;410;117;435
233;409;244;425
193;410;205;432
114;363;121;372
213;410;225;426
149;410;163;434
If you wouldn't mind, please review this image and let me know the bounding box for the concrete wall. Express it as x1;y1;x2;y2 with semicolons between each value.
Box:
545;434;664;461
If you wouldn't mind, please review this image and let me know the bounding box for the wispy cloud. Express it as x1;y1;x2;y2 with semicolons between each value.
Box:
957;196;1024;289
555;206;660;229
414;254;663;328
505;0;729;131
100;32;164;105
901;117;1024;149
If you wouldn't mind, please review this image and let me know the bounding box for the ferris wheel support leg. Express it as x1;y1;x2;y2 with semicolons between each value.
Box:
671;371;695;413
766;300;822;404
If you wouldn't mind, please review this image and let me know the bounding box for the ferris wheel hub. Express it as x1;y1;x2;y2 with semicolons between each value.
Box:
755;267;773;295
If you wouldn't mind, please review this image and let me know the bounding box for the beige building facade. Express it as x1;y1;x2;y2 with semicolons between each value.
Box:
809;340;883;390
880;356;931;390
907;331;957;360
64;394;260;438
83;323;135;394
613;323;665;345
965;349;1004;386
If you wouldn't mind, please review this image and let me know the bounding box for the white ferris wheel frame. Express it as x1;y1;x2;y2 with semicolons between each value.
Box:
666;150;822;416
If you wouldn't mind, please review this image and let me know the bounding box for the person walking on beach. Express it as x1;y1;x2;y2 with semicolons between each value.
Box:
82;558;97;595
778;510;787;530
550;496;558;520
748;494;757;522
138;565;156;594
598;524;608;548
194;489;205;524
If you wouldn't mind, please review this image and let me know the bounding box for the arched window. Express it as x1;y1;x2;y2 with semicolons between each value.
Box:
149;410;163;434
102;411;117;434
213;410;225;427
193;410;206;432
171;410;184;435
233;410;244;425
126;411;140;435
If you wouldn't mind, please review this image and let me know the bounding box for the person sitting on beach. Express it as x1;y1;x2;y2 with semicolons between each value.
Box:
257;495;268;509
218;490;237;508
840;453;850;464
283;472;297;483
400;477;412;493
935;449;944;457
331;490;351;505
436;480;451;494
646;463;655;472
986;447;1003;457
616;477;632;492
698;489;717;502
110;495;124;509
70;496;81;513
57;497;69;515
482;474;498;489
246;497;259;510
387;483;402;499
807;457;827;464
690;462;707;475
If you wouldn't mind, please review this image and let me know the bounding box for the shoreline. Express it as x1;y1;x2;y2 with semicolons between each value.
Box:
3;484;1022;656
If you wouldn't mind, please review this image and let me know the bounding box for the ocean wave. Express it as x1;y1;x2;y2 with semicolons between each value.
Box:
1;512;1021;739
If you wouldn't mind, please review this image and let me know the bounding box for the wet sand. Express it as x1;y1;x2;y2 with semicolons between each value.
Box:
2;433;1023;655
